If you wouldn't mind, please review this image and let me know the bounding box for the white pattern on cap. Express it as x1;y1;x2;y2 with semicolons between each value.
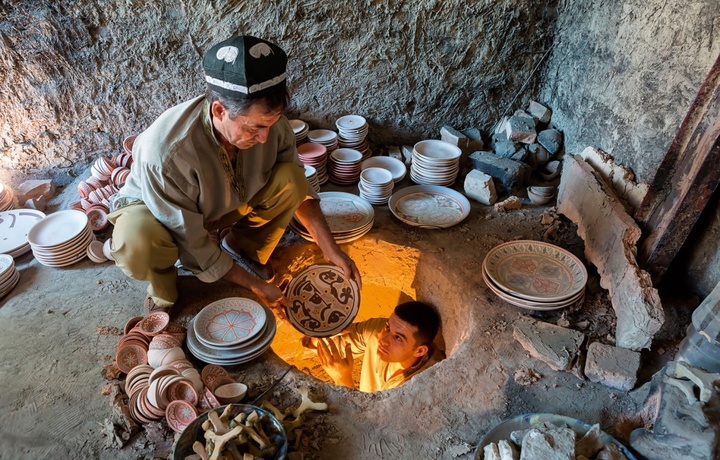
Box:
249;43;273;58
205;72;288;95
216;46;239;64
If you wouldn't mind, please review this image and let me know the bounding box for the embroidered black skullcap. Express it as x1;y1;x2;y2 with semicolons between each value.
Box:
203;35;287;99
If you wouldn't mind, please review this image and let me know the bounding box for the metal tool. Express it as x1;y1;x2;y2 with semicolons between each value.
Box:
248;366;294;405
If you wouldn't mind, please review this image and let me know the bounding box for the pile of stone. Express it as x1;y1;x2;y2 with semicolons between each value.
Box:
463;100;564;206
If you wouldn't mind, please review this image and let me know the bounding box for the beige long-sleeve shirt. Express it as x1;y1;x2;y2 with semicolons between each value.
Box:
113;95;315;282
329;318;440;392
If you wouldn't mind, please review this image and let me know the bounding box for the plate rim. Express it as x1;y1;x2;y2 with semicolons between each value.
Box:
388;185;470;229
193;297;267;347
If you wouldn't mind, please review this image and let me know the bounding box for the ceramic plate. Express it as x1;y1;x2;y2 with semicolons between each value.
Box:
317;192;374;232
187;307;276;359
193;297;266;347
286;264;360;337
0;209;46;255
361;156;407;183
483;268;585;311
388;185;470;229
27;210;89;248
483;240;588;302
165;400;198;433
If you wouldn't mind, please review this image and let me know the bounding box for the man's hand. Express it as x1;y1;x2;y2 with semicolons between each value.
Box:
323;247;362;290
251;282;289;324
317;338;355;388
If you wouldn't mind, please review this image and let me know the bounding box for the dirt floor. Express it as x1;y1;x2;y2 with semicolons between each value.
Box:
0;170;689;460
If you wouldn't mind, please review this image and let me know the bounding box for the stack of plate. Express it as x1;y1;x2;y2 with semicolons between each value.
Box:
336;115;371;161
27;210;94;267
289;119;309;145
304;165;321;193
307;129;339;154
0;182;15;211
388;185;470;229
186;297;277;366
482;240;588;311
286;264;361;337
0;209;46;258
361;156;407;183
359;167;394;205
328;148;363;185
297;143;329;185
289;192;374;244
0;254;20;299
410;140;462;186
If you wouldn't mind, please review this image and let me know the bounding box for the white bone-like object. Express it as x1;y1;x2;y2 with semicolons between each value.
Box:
292;386;328;418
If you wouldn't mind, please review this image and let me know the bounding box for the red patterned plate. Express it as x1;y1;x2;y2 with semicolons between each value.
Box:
116;343;148;374
165;400;197;433
167;380;198;405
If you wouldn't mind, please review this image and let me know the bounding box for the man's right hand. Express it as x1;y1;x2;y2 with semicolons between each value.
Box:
317;338;355;389
251;282;289;323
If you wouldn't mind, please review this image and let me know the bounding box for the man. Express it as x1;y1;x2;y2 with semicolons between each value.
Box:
311;301;442;392
108;35;361;318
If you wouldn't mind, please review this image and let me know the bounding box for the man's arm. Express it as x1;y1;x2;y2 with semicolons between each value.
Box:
221;264;288;322
317;338;355;388
293;199;362;289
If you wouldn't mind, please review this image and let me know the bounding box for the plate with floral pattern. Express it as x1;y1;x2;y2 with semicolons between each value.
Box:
193;297;266;347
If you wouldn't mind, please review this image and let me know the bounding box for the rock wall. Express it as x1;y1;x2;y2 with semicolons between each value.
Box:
0;0;555;179
538;0;719;182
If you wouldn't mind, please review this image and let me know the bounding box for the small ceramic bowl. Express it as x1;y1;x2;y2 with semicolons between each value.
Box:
527;187;554;205
103;239;115;261
213;382;248;404
123;135;136;155
528;185;555;197
539;160;561;181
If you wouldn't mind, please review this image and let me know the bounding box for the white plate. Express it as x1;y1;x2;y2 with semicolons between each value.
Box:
483;240;588;302
413;140;462;161
0;209;46;254
361;157;407;183
27;210;89;248
389;185;470;229
317;192;374;232
336;115;367;131
307;129;338;143
193;297;267;347
483;267;585;311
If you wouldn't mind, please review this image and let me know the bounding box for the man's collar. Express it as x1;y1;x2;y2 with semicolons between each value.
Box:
201;100;221;147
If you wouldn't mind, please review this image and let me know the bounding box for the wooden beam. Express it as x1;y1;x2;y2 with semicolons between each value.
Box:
634;52;720;283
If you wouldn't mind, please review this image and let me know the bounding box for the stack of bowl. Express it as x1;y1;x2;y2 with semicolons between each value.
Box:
336;115;371;161
304;165;321;193
410;140;462;186
328;148;363;185
28;210;94;267
527;185;555;205
307;129;339;154
297;143;329;185
358;167;394;205
289;119;309;145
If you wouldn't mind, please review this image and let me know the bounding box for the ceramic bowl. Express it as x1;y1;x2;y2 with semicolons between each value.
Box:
213;382;248;404
539;160;561;181
528;185;555;197
527;187;554;205
103;239;114;261
123;135;136;155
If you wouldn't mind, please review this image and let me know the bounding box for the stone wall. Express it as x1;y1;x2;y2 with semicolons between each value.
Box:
0;0;555;179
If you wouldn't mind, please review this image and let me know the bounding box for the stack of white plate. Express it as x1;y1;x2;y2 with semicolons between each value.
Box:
0;209;46;258
361;156;407;183
307;129;339;154
359;167;394;205
27;210;94;267
481;240;588;311
410;140;462;186
304;165;321;193
336;115;371;161
0;182;15;211
290;192;374;244
289;119;309;145
0;254;20;299
186;297;276;366
297;143;329;185
328;148;363;185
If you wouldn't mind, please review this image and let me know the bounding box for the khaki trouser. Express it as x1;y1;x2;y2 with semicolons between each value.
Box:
108;162;308;307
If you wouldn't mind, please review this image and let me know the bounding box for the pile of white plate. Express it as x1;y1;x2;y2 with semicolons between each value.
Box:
304;165;321;193
482;240;588;311
361;156;407;183
289;119;309;145
0;182;15;211
297;143;329;185
0;254;20;299
290;192;374;244
307;129;339;154
328;148;363;185
27;210;94;267
336;115;371;161
410;140;462;186
359;167;394;205
0;209;46;258
186;297;277;366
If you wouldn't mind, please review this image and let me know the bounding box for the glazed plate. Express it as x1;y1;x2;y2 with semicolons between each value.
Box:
0;209;46;255
317;192;374;232
27;210;89;248
473;413;636;460
286;264;360;337
483;267;585;311
483;240;588;302
193;297;266;347
388;185;470;229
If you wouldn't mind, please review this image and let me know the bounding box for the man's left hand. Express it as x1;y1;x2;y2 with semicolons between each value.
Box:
324;248;362;290
317;338;355;388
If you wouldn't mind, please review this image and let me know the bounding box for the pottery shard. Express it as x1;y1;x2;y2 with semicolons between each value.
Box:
528;100;552;124
519;427;576;460
464;169;497;205
440;125;470;150
16;179;56;203
512;316;585;371
498;439;519;460
575;424;605;458
494;195;522;212
557;154;663;351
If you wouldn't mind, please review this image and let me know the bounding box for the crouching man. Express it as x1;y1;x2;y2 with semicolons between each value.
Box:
308;301;442;392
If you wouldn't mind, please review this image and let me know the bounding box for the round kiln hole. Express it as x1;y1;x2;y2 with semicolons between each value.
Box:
271;240;465;388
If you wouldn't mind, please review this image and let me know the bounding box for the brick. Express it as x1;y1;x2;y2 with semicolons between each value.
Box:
512;316;586;371
506;116;537;144
495;141;525;161
440;125;470;149
528;100;552;124
461;128;485;151
526;143;551;168
464;169;497;205
584;341;641;391
557;154;664;350
468;151;530;195
538;129;564;155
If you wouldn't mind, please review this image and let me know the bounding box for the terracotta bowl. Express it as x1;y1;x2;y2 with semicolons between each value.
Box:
123;135;136;155
213;382;248;404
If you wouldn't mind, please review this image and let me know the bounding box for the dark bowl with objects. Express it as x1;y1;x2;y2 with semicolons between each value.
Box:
172;404;288;460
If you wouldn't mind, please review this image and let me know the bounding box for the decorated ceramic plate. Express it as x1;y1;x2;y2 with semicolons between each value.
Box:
317;192;374;232
286;264;360;337
193;297;266;348
0;209;46;255
388;185;470;229
483;267;585;311
483;240;588;302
